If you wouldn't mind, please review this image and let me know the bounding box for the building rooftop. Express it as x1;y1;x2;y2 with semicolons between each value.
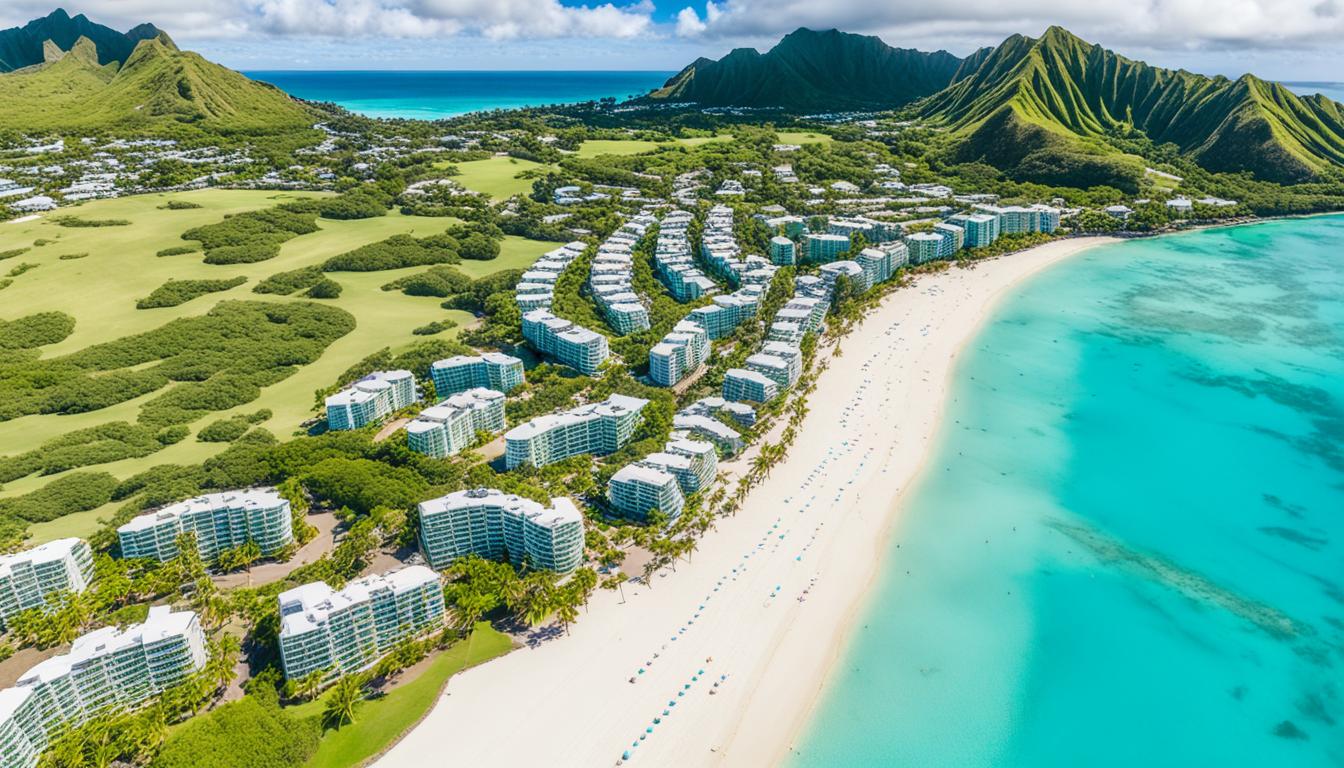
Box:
118;489;285;534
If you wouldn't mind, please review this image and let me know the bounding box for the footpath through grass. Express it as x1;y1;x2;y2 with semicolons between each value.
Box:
292;623;514;768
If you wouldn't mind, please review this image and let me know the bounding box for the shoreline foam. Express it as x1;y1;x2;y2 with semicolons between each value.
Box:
373;236;1115;768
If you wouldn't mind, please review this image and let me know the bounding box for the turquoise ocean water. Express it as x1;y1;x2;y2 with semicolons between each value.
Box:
793;216;1344;766
242;71;673;119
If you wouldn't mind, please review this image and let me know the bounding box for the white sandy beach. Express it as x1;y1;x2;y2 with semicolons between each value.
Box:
375;236;1115;768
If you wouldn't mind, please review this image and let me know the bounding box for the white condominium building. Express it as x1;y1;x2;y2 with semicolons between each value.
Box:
117;488;293;563
819;260;872;295
0;539;94;630
514;242;585;312
406;388;507;459
648;320;710;387
745;352;797;390
759;342;803;385
804;233;850;264
700;204;744;284
637;438;718;494
430;353;524;397
723;368;779;404
521;309;610;376
325;370;417;431
504;394;648;469
278;566;445;681
671;414;744;455
653;209;716;302
946;213;1000;248
856;246;901;287
418;489;584;573
1;607;208;766
905;232;946;264
608;465;685;523
590;214;654;335
974;204;1061;235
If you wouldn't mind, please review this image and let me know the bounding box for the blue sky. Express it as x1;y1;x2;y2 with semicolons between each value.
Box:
2;1;1343;79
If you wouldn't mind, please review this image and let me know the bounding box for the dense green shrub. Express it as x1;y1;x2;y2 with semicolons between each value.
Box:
305;278;342;299
301;457;429;515
0;422;168;482
203;244;282;265
0;247;28;261
0;312;74;349
160;200;203;210
381;265;472;297
458;232;501;260
156;425;190;444
155;692;320;768
0;471;118;542
253;265;324;295
7;262;38;277
182;205;319;264
156;246;198;257
321;232;461;271
412;319;458;335
0;301;354;423
135;277;248;309
52;216;130;227
317;186;393;220
58;252;88;260
197;410;271;443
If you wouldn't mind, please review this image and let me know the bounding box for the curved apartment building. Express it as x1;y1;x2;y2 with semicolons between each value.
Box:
0;607;207;767
117;489;294;563
277;566;445;681
0;539;94;630
417;489;585;573
504;394;647;469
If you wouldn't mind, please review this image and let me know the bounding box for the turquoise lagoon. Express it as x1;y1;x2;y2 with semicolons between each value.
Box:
242;71;672;119
793;216;1344;766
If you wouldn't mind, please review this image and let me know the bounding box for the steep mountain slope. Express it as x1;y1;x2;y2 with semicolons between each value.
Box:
921;27;1344;183
648;28;962;111
0;32;315;135
0;8;160;72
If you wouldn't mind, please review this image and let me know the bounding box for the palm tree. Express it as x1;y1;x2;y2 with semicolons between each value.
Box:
500;575;528;615
193;578;229;629
571;567;598;612
323;674;366;730
296;668;326;702
208;634;241;693
555;589;580;635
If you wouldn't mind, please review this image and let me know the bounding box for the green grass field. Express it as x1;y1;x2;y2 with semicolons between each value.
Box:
289;623;513;768
0;190;548;543
776;131;831;144
447;156;551;199
574;139;670;158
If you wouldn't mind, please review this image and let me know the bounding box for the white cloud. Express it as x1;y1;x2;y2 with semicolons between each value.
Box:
0;0;654;41
675;1;721;37
670;0;1344;52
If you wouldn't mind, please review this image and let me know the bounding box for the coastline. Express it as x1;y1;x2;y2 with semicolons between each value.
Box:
723;235;1117;766
373;235;1116;768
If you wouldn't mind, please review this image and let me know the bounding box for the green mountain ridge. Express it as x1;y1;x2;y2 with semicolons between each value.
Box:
918;26;1344;184
0;8;161;72
648;27;962;111
0;23;315;136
